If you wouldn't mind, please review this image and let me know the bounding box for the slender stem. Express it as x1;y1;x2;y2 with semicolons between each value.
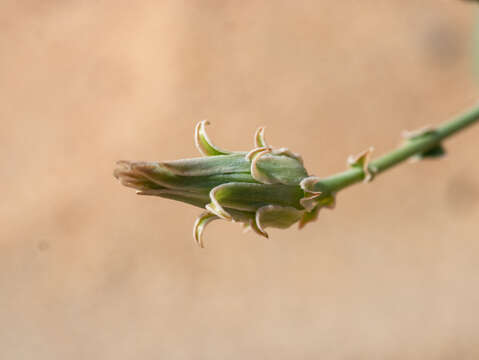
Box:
316;104;479;193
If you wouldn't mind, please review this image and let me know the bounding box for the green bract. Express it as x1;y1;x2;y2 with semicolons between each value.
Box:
114;121;336;247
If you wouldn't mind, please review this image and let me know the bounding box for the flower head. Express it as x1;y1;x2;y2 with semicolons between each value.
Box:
114;121;335;247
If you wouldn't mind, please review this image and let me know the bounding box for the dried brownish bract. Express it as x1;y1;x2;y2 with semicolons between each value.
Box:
348;147;375;182
114;122;337;247
402;125;436;140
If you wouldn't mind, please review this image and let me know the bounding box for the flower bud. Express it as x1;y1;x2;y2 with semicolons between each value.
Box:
114;121;335;247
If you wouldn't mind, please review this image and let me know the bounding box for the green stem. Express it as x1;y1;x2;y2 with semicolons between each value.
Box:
317;104;479;193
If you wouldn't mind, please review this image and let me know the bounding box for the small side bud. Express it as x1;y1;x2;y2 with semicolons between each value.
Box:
402;126;446;160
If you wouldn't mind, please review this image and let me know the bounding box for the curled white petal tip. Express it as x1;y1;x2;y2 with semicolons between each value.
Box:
195;120;232;156
254;127;268;148
206;185;233;220
272;148;304;165
205;203;231;221
250;148;277;184
245;146;270;161
193;212;218;248
253;210;269;238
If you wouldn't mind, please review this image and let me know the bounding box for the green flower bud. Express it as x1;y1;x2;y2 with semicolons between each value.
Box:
114;121;335;247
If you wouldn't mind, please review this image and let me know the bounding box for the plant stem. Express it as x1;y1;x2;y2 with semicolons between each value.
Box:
316;104;479;193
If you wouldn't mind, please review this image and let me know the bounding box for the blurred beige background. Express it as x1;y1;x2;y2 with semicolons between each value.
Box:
1;1;479;359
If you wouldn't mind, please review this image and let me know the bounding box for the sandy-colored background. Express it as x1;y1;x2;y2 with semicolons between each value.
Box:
1;1;479;359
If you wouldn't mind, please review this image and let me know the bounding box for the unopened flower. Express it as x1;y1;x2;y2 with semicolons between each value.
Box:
114;121;343;247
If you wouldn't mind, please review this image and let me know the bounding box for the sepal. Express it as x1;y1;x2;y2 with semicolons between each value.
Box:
205;182;304;213
254;127;268;148
193;212;219;248
195;120;233;156
206;184;234;220
298;206;320;229
246;147;275;184
252;152;308;185
247;127;307;185
298;176;336;228
162;154;250;176
254;205;303;238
